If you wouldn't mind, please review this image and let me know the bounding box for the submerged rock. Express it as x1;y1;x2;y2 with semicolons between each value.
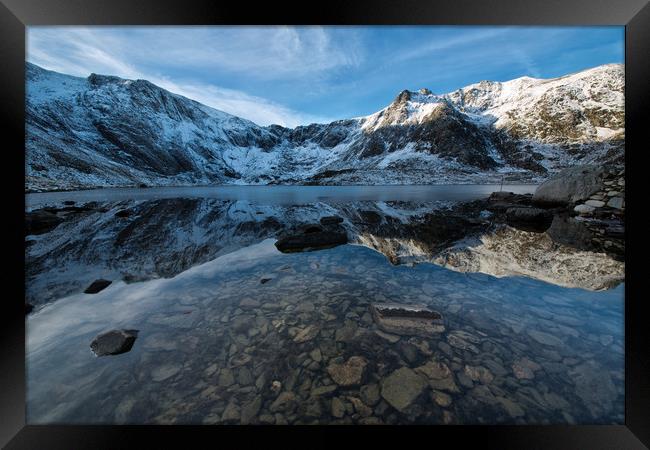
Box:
370;303;444;336
327;356;368;386
90;329;139;356
84;279;112;294
380;367;428;412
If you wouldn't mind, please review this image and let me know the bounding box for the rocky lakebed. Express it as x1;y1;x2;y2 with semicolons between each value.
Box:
25;165;625;425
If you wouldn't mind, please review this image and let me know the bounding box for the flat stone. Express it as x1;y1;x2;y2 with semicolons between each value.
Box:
374;330;400;343
447;333;479;353
415;360;452;379
331;397;346;418
569;362;618;418
497;397;525;418
151;364;181;382
431;390;452;407
359;417;383;425
239;298;260;308
90;329;138;356
370;303;444;336
528;330;564;347
259;414;275;424
347;397;373;417
218;368;235;387
240;397;262;424
585;199;605;208
360;383;381;406
463;365;494;384
293;325;320;343
311;385;337;397
221;401;240;423
335;321;358;342
309;348;323;362
327;356;368;386
269;392;297;413
380;367;428;412
512;357;541;379
574;204;595;214
607;197;624;209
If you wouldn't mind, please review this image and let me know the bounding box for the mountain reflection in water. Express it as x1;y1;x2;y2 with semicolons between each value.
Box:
25;186;624;425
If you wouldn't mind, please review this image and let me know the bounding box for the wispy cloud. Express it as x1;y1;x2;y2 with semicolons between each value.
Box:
147;77;333;127
26;26;623;124
27;27;340;126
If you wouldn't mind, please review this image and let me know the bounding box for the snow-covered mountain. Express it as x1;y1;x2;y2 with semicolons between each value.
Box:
26;62;624;191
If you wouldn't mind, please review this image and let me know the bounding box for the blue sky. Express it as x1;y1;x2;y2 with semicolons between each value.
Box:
27;26;624;127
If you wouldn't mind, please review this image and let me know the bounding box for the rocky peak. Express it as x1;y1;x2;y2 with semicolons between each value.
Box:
394;89;412;104
418;88;432;95
88;73;124;87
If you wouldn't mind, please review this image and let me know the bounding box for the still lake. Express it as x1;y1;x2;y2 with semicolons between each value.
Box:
25;185;624;425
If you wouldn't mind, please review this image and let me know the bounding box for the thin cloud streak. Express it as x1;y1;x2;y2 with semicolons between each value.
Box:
26;26;624;125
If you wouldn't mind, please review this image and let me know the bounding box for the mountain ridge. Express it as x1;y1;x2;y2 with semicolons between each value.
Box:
26;62;624;191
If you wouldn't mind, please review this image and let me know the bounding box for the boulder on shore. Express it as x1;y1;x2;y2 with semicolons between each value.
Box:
533;165;604;205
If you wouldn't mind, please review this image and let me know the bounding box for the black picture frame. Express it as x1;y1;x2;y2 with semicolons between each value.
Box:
1;0;648;448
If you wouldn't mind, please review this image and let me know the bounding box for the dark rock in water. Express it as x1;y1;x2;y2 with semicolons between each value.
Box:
90;329;139;356
533;165;604;205
488;191;520;202
359;210;382;224
63;201;76;206
84;279;112;294
260;278;272;284
25;303;34;315
546;215;595;251
275;226;348;253
320;216;344;225
486;192;535;213
505;207;553;232
25;210;64;236
114;209;131;218
370;303;445;336
138;183;148;188
302;224;324;234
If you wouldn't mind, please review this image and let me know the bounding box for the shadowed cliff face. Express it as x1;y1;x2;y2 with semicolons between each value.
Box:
26;193;624;308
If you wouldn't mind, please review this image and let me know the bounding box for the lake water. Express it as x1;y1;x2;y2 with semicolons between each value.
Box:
26;184;537;208
25;185;624;425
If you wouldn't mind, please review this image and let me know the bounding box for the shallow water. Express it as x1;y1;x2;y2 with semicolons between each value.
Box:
25;186;624;425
